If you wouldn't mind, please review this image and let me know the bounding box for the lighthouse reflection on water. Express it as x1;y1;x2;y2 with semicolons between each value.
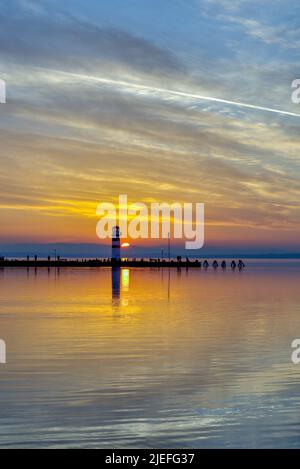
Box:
112;267;130;305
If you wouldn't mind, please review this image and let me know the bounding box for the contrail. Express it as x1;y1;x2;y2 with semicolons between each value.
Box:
40;67;300;118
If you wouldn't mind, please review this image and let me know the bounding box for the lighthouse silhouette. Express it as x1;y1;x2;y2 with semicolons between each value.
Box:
112;226;121;262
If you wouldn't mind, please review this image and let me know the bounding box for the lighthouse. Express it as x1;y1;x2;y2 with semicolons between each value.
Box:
111;226;121;262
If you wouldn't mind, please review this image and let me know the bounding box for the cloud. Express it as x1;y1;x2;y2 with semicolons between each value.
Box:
0;5;184;80
1;76;300;240
0;0;299;246
201;0;300;50
219;15;300;49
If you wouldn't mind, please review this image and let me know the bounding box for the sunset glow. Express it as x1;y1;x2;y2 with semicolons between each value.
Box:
0;0;299;256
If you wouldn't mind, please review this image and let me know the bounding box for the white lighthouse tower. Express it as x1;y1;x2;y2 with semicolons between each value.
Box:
111;226;121;262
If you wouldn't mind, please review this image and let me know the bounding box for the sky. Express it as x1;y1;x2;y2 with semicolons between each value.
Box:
0;0;300;256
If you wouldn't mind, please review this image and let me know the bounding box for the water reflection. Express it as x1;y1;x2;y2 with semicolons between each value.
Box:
0;262;300;448
111;267;121;303
111;267;130;306
122;269;130;292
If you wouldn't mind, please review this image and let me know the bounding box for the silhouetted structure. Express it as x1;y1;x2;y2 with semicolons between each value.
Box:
0;257;245;270
112;226;121;262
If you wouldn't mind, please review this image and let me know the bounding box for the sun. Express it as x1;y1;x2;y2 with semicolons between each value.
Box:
121;242;130;248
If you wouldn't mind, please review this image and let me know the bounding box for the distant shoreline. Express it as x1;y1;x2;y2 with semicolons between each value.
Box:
0;259;245;269
0;259;202;268
1;257;300;269
1;253;300;261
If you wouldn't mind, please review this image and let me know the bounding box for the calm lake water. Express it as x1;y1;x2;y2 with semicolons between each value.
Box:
0;261;300;448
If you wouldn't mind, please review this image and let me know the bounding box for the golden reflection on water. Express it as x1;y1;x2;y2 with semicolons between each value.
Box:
0;262;300;448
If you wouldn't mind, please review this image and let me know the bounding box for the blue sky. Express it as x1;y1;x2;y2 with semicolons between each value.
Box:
0;0;299;255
